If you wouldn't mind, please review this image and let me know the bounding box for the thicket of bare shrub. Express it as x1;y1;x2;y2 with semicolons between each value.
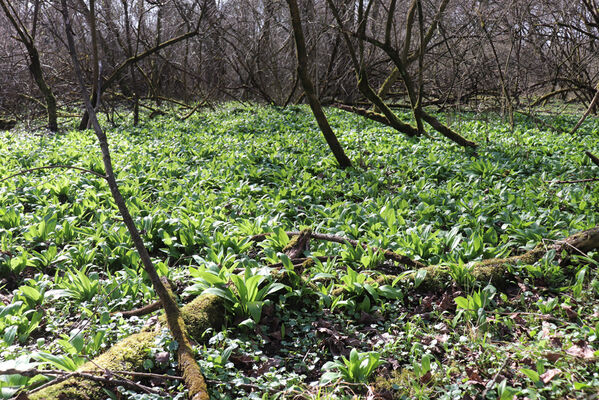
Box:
1;0;597;127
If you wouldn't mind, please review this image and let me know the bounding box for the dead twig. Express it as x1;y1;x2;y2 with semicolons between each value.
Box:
112;300;162;317
480;357;510;399
2;368;164;396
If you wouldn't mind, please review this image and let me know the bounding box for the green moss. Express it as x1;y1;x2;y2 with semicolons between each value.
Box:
300;258;315;270
181;294;225;342
374;368;436;399
29;331;156;400
30;294;224;400
282;228;311;254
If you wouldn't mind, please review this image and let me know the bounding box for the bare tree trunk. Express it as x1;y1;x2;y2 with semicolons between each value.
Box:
0;0;58;132
286;0;352;169
570;88;599;135
60;1;209;398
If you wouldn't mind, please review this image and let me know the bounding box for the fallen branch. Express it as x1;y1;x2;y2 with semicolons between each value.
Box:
409;226;599;290
113;300;162;317
333;103;419;136
250;230;426;269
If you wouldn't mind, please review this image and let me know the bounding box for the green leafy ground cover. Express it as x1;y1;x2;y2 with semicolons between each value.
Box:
0;105;599;399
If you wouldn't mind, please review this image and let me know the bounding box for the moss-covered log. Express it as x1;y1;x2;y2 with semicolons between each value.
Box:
405;226;599;290
29;294;224;400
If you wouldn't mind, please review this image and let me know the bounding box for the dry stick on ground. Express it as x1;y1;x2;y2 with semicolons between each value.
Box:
19;369;163;396
250;230;426;269
112;300;163;317
570;89;599;135
59;2;209;399
480;357;510;399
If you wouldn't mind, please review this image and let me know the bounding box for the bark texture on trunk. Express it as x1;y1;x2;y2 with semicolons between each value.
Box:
286;0;352;169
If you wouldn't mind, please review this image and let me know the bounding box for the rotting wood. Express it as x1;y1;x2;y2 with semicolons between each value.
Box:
282;228;312;259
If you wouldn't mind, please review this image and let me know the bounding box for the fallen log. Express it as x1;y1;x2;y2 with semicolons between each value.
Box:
28;294;224;400
405;226;599;290
251;230;426;269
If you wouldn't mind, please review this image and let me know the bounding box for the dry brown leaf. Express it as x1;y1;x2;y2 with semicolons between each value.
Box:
566;344;595;359
465;366;483;383
419;371;433;384
540;368;561;384
543;352;561;362
561;305;578;321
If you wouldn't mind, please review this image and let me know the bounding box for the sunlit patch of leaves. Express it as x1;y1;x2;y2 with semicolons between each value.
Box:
0;105;598;398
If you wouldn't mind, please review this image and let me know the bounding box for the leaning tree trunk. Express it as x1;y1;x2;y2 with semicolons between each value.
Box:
286;0;352;169
570;87;599;135
60;2;209;398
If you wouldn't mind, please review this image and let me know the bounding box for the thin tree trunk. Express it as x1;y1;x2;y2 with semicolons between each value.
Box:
60;2;209;398
29;48;58;132
570;89;599;135
286;0;352;168
0;0;58;132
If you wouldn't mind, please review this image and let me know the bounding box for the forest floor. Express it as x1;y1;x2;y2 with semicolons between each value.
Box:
0;104;598;399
